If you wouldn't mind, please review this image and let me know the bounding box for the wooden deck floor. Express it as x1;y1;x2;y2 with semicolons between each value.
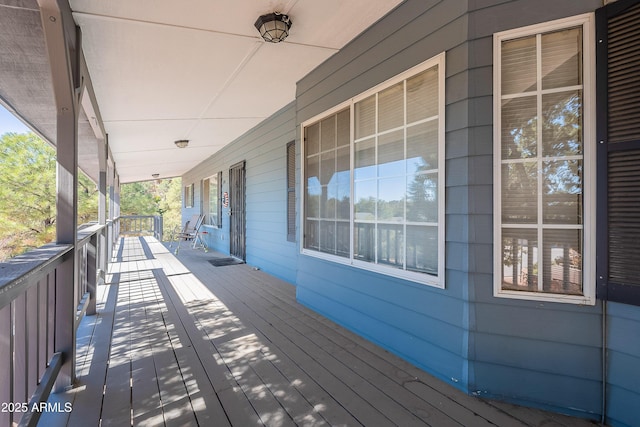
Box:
40;236;602;427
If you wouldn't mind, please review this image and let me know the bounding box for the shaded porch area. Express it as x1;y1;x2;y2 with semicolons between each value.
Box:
41;237;598;426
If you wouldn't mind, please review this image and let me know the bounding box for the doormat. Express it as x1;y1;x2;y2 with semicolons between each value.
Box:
208;258;244;267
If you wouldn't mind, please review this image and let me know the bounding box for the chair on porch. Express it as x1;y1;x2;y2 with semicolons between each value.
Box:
170;214;204;252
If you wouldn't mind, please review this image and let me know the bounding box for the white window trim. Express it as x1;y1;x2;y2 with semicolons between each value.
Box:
300;53;446;288
493;14;596;305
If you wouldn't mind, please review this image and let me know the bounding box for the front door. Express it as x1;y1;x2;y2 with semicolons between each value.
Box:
229;161;246;260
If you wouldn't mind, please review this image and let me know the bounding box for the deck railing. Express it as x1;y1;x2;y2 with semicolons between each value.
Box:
119;215;163;241
0;221;115;427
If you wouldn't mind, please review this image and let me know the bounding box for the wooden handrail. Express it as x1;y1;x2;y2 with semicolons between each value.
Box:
0;244;72;311
0;223;110;426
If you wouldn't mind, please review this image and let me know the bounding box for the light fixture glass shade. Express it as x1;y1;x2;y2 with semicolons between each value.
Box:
254;13;292;43
174;139;189;148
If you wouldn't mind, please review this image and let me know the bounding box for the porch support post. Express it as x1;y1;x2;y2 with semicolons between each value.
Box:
97;138;108;278
38;0;80;391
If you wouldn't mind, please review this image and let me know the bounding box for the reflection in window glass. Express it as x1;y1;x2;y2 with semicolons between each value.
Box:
542;91;583;157
303;58;443;286
496;22;588;298
305;108;350;258
407;121;438;173
207;173;220;227
543;160;583;224
501;228;538;292
501;162;538;224
501;96;537;159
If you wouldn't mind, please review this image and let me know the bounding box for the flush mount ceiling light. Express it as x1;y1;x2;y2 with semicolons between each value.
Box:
174;139;189;148
254;12;292;43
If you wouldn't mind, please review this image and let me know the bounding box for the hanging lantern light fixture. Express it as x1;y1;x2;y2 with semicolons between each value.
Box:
254;12;292;43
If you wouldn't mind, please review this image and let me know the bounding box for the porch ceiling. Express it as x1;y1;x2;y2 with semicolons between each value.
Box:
0;0;403;184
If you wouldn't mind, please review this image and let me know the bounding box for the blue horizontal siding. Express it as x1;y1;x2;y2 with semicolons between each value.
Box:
296;255;468;387
606;302;640;427
472;362;601;421
182;102;297;285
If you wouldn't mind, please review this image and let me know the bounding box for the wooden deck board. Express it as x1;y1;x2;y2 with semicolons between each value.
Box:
41;237;601;427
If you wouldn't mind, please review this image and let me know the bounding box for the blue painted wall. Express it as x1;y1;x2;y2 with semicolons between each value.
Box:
296;0;472;389
606;302;640;427
180;0;640;424
296;0;608;422
182;102;298;284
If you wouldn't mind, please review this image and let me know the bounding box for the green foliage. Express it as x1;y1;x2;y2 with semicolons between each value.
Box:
0;132;98;259
0;133;57;258
119;179;182;239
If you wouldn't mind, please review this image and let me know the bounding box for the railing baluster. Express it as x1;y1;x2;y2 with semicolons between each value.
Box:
14;293;27;409
27;284;38;407
38;279;47;382
118;215;163;239
0;304;11;427
0;222;114;415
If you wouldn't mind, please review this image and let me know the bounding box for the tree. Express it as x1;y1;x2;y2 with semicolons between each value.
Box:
119;179;182;239
0;132;99;259
0;133;57;258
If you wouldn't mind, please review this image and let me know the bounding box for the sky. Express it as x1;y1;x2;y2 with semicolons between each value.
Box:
0;104;31;134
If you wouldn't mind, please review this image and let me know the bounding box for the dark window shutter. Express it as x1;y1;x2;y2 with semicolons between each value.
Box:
597;0;640;305
286;141;296;242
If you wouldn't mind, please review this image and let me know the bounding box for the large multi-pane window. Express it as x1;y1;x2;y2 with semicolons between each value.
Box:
302;54;445;287
494;15;595;304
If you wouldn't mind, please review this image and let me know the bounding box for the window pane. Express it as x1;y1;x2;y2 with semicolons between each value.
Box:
378;224;404;268
306;123;319;155
354;222;375;262
321;115;336;152
305;155;320;218
502;162;537;223
303;57;442;283
320;151;335;186
304;220;319;250
355;138;375;180
336;147;350;220
378;177;405;221
337;109;350;147
208;176;218;226
542;90;583;157
321;151;336;219
407;173;438;222
336;221;350;258
543;160;583;224
320;220;336;254
542;229;582;294
354;180;376;220
378;82;404;132
407;66;438;123
542;27;582;90
502;96;537;159
407;120;438;174
321;185;336;219
501;228;538;292
378;130;404;178
407;225;438;275
501;36;537;95
355;95;376;139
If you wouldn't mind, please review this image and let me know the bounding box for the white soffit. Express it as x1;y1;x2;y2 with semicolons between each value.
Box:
69;0;403;183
